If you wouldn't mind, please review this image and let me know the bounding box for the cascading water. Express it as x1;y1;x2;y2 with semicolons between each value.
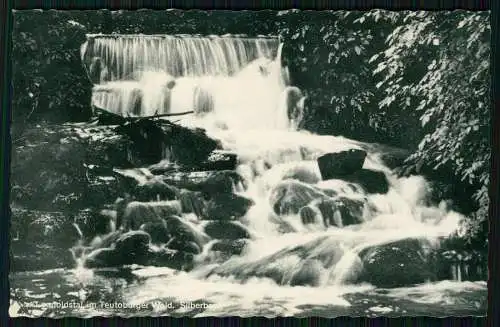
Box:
49;33;485;317
82;34;290;130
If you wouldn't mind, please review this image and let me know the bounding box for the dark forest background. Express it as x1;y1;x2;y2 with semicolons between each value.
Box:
10;9;490;253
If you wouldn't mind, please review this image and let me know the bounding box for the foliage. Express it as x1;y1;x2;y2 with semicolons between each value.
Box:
11;10;109;132
371;10;490;248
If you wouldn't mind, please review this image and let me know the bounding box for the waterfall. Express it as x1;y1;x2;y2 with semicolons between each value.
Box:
82;34;290;129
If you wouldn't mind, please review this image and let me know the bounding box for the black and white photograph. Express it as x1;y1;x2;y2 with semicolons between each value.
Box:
9;9;489;317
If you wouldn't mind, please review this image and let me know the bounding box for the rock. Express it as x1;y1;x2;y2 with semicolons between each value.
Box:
135;178;180;202
211;236;344;285
149;160;184;175
358;143;410;170
203;193;254;221
270;180;329;216
179;190;206;217
167;237;201;254
140;221;170;244
204;221;251;240
10;242;75;272
314;199;342;227
211;239;249;256
121;201;182;230
317;149;367;180
159;123;221;166
196;150;238;171
299;206;320;225
356;238;436;288
342;169;389;194
165;215;209;248
114;230;151;256
289;259;323;286
161;170;244;194
319;197;365;227
74;209;113;240
145;247;195;271
84;247;121;268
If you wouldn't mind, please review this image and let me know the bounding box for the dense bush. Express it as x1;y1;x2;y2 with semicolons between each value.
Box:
370;11;490;249
11;10;110;134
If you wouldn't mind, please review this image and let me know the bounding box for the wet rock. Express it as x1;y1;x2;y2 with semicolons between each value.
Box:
289;259;323;286
84;247;121;268
10;242;75;272
317;197;365;227
146;247;195;271
270;180;329;216
167;237;201;254
135;178;180;202
203;193;254;221
211;239;249;256
74;209;114;240
114;230;151;256
179;190;206;217
317;149;367;180
161;170;244;194
165;215;209;248
299;206;320;225
211;236;344;285
121;201;182;230
149;160;184;175
204;221;251;240
140;221;170;244
357;238;436;288
342;169;389;194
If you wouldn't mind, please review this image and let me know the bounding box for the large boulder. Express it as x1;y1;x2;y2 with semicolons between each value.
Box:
120;201;182;230
161;170;245;194
341;169;389;194
210;236;345;285
314;197;366;227
204;221;251;240
167;237;201;254
356;238;436;288
145;247;195;271
270;180;329;216
211;239;249;256
135;178;180;202
115;118;221;166
164;215;210;248
140;221;171;244
74;209;114;241
114;230;151;255
84;230;151;268
203;193;254;221
288;259;324;286
298;206;321;225
317;149;367;180
179;190;206;217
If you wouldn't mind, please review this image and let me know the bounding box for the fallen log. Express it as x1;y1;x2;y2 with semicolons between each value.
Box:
93;106;194;125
